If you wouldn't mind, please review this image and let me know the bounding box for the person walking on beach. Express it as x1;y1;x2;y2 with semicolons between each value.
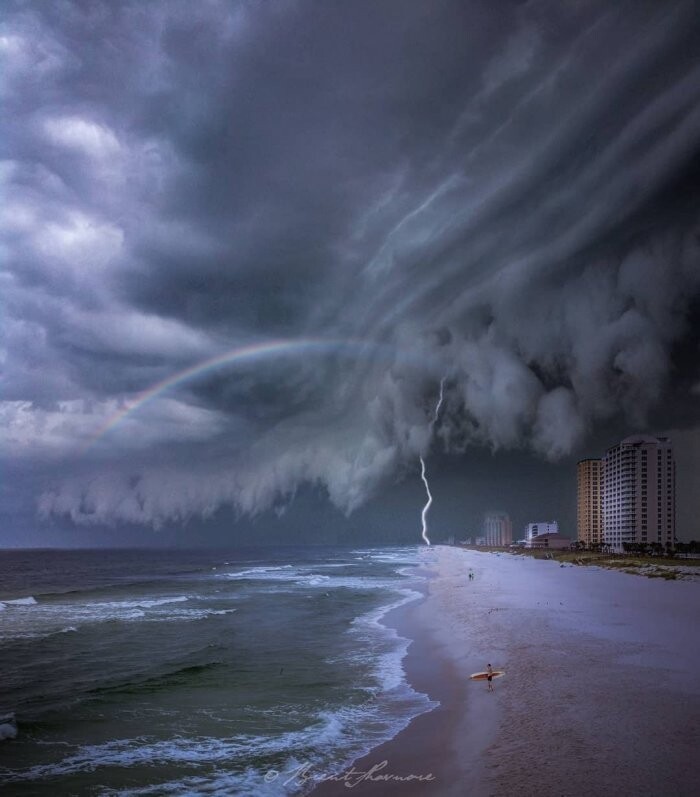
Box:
486;663;494;691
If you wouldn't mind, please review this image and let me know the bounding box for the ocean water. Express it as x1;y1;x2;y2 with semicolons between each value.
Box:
0;546;436;795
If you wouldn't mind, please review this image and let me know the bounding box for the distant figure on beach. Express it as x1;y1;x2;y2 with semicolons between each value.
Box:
486;663;494;691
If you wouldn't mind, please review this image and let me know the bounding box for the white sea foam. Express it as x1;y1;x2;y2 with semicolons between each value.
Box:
219;565;405;594
351;587;424;692
218;565;295;580
108;609;146;621
142;608;237;622
0;596;38;607
106;769;295;797
363;551;424;565
311;575;398;591
304;575;330;586
5;693;435;790
350;547;429;568
217;567;334;589
93;596;189;610
7;731;285;780
0;591;234;642
104;759;307;797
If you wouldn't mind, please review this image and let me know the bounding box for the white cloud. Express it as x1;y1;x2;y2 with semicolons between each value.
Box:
43;116;120;160
533;387;585;461
1;397;227;459
63;309;215;360
36;210;124;272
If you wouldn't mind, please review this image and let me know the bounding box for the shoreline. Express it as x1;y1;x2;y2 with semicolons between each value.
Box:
314;545;700;796
310;551;501;796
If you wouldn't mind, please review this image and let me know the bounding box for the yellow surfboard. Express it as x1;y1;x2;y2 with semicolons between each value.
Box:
469;670;505;681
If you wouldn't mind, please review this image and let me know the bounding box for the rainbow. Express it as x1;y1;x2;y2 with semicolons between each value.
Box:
82;337;382;452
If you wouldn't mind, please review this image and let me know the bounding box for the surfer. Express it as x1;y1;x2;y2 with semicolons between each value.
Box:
486;663;494;691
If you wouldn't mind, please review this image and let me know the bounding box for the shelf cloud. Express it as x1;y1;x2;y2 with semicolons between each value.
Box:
2;0;699;530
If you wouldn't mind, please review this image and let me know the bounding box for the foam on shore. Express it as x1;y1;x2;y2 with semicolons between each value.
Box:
313;545;700;796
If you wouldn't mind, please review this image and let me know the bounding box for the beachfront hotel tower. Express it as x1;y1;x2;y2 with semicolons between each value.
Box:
525;521;558;544
602;435;675;552
577;459;603;547
483;512;513;546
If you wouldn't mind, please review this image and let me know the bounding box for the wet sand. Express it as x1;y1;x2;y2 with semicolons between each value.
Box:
311;546;700;796
311;566;498;797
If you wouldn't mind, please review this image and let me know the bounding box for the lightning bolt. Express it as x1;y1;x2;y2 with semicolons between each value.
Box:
419;455;432;545
419;378;446;546
433;376;446;422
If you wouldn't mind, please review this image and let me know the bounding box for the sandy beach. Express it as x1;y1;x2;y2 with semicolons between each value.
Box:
312;546;700;797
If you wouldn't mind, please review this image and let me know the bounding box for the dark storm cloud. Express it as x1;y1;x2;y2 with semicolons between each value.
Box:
1;0;699;529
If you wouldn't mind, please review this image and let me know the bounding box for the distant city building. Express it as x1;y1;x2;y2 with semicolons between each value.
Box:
577;459;603;547
526;532;571;550
603;435;675;552
483;512;513;546
525;521;558;543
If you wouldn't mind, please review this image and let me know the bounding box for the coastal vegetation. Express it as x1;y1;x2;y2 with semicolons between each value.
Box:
456;544;700;579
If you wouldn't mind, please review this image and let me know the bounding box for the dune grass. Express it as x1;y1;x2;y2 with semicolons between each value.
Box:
456;545;700;578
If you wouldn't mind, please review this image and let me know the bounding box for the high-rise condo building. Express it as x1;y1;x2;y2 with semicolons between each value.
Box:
602;435;675;551
483;512;513;546
525;521;558;544
577;459;603;547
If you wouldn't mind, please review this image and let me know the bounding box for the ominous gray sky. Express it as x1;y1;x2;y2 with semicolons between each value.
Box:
2;0;699;546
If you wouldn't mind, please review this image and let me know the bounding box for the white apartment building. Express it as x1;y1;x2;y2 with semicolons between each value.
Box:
525;521;558;543
602;435;675;551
